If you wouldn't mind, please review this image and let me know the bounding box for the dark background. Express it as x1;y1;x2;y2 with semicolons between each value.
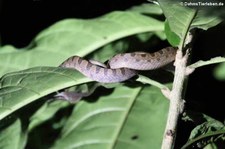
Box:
0;0;144;47
1;0;225;148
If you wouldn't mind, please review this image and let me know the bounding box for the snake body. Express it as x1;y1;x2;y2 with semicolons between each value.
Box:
60;47;177;83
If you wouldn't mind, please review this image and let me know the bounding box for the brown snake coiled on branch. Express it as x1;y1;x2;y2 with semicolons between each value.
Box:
59;47;177;83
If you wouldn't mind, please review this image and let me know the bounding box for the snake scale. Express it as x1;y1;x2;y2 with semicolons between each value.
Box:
60;47;177;83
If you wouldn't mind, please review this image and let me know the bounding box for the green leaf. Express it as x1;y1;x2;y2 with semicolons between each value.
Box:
28;83;98;131
28;100;70;131
191;10;222;30
114;86;169;149
204;143;218;149
182;114;225;149
214;63;225;81
182;111;221;124
0;67;92;121
158;1;222;48
51;85;169;149
0;119;27;149
90;31;163;63
0;11;164;77
158;0;196;47
164;20;180;46
189;56;225;69
89;37;131;63
189;122;224;140
128;3;163;15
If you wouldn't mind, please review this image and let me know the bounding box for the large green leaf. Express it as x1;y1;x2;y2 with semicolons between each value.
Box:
0;9;172;149
0;11;166;122
158;0;222;47
158;0;196;46
0;119;27;149
0;11;164;77
51;85;169;149
26;31;165;132
0;67;92;120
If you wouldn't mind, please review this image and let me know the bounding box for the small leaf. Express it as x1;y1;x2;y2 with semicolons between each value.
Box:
189;121;224;140
182;111;221;124
182;115;225;149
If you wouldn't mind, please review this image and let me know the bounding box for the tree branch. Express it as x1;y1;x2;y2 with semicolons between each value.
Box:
161;32;193;149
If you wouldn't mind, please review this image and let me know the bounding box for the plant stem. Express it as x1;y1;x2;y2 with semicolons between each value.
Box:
161;33;193;149
161;50;188;149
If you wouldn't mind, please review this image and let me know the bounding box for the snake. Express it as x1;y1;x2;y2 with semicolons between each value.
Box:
59;47;177;83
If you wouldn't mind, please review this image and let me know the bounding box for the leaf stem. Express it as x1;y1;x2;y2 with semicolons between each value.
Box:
136;75;169;90
188;57;225;69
